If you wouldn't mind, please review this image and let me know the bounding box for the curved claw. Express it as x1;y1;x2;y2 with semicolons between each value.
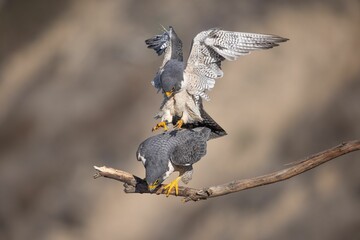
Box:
174;119;184;129
163;177;181;196
152;121;168;132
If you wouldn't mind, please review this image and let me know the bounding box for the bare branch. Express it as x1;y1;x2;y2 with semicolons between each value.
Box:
93;140;360;202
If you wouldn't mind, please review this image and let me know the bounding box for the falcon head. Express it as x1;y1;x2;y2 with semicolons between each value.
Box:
145;158;174;192
145;26;183;60
137;150;173;192
146;165;165;191
160;59;185;97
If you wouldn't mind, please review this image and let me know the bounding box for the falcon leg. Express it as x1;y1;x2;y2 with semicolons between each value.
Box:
174;119;184;129
163;176;181;196
152;121;168;132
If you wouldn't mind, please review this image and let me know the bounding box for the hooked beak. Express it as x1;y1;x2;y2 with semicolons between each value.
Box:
148;184;158;192
165;90;173;98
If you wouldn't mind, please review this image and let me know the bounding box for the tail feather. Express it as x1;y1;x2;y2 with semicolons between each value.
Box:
181;108;227;140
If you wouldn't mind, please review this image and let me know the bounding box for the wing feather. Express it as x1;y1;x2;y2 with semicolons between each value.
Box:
145;31;171;91
170;128;210;166
145;31;170;56
185;28;288;99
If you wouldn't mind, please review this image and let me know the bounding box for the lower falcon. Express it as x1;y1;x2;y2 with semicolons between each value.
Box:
136;127;211;196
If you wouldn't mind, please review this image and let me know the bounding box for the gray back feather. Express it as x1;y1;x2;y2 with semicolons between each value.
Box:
168;127;211;166
136;131;173;183
137;127;211;167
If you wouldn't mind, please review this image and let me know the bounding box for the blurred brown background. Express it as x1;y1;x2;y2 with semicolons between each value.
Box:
0;0;359;239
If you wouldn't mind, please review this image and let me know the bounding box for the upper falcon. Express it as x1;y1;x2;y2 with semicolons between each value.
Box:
145;26;288;131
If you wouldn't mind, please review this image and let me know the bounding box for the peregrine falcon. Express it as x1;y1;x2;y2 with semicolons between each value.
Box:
136;127;212;196
146;26;288;131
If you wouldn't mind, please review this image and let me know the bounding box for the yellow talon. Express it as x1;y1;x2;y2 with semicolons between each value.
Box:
175;119;184;129
163;177;181;196
152;121;168;132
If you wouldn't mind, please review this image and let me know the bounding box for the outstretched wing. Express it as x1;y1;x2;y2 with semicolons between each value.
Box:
145;31;171;90
145;26;184;92
145;30;170;56
184;28;288;100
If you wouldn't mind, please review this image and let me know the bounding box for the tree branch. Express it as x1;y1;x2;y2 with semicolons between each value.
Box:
93;140;360;202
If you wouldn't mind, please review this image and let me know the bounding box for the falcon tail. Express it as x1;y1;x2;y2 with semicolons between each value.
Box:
181;109;227;140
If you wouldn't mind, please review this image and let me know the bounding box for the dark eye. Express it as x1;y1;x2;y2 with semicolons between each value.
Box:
172;87;175;91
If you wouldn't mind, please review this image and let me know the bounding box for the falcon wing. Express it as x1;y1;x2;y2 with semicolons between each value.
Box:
184;28;288;100
145;30;170;56
170;128;211;166
145;30;171;90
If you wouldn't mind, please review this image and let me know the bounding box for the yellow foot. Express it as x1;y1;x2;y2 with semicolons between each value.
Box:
175;119;184;129
152;121;168;132
163;177;181;196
